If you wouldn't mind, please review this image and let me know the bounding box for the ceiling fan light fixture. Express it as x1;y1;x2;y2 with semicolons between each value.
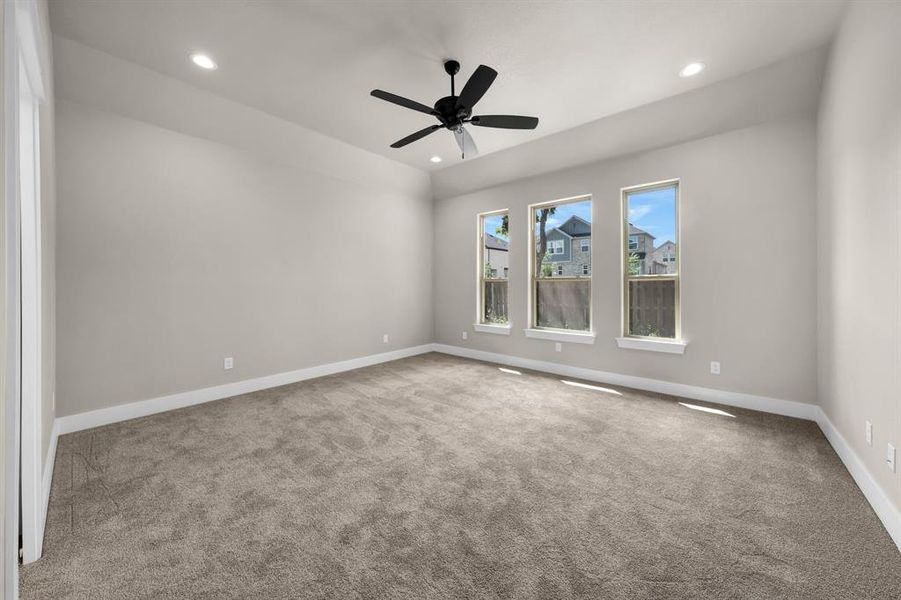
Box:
679;62;705;77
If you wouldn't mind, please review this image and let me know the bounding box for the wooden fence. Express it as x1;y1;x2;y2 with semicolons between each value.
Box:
628;279;676;337
536;279;591;331
483;281;508;323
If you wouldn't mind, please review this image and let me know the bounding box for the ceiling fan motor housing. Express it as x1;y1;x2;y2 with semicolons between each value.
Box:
434;95;471;128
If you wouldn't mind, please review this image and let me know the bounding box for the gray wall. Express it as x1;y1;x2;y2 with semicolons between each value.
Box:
54;41;433;417
817;1;901;512
434;116;818;404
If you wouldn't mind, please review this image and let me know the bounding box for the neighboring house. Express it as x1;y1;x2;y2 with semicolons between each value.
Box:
627;224;656;274
650;240;677;274
484;233;509;278
540;216;592;277
629;224;676;274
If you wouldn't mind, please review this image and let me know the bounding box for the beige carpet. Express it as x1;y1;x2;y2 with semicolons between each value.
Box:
20;352;901;599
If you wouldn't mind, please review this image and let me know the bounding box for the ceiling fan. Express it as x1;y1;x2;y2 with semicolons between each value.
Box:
370;60;539;159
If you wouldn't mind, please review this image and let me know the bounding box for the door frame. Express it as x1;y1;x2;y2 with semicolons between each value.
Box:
2;1;22;595
3;2;49;591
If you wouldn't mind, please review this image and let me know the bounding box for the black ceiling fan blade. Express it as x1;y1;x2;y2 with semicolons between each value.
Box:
390;124;443;148
470;115;539;130
455;65;497;109
371;89;436;116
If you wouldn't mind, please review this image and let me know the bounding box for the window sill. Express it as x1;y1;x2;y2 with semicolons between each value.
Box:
473;323;511;335
524;328;596;345
615;337;687;354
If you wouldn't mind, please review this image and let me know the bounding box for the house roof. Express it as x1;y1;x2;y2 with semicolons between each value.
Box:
628;223;654;237
485;233;509;251
653;240;675;251
557;215;591;238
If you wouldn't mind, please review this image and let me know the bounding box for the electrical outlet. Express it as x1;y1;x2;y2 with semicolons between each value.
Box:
462;331;468;340
555;342;562;352
383;334;389;343
866;421;873;446
888;444;896;473
710;361;721;375
223;357;234;370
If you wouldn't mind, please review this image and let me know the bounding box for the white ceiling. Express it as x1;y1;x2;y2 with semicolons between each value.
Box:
49;0;845;172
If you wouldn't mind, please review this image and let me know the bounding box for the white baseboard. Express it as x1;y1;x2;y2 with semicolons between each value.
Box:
56;344;434;435
432;344;818;420
50;341;900;553
813;408;901;551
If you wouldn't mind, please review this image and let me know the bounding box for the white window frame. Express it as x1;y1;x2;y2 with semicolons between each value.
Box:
582;264;590;275
580;239;589;252
620;179;682;347
476;209;510;331
556;265;563;276
628;235;638;250
525;194;595;343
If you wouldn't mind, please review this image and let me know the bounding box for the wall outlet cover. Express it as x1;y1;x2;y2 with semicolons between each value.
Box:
865;421;873;446
462;331;468;340
888;443;896;473
224;357;234;370
710;361;721;375
555;342;562;352
383;334;389;343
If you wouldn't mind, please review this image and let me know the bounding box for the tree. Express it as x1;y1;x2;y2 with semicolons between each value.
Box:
628;252;641;276
534;208;556;277
495;214;508;238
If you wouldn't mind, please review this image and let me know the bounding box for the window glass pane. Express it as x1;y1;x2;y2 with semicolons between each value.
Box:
536;279;590;331
628;279;676;337
534;198;591;279
532;197;591;331
626;185;677;275
483;281;508;324
483;213;508;280
481;211;509;325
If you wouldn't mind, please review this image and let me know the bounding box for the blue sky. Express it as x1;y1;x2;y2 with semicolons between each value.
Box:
483;213;508;240
484;191;675;247
627;186;676;246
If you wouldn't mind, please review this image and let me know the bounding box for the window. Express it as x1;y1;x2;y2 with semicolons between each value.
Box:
530;195;592;332
478;210;509;325
580;239;590;252
582;264;590;275
623;181;679;339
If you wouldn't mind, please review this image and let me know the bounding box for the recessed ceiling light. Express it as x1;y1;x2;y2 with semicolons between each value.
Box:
679;62;705;78
190;53;217;70
430;156;442;163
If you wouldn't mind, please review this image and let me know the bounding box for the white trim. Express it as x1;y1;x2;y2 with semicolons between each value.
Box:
2;3;23;595
13;1;45;102
45;343;901;555
523;328;596;345
615;337;687;354
18;48;42;564
813;408;901;551
433;344;814;419
473;323;511;335
56;345;434;435
39;419;58;544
